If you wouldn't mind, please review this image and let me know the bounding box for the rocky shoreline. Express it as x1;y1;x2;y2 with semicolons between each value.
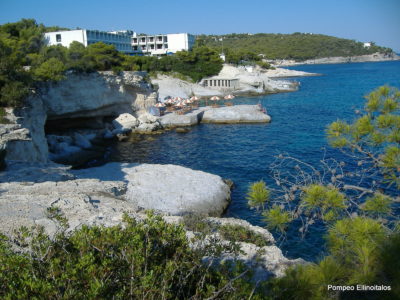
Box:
0;160;304;279
152;64;317;101
272;51;400;66
0;66;310;279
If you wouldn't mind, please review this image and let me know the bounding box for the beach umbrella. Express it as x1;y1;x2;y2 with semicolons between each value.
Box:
175;101;185;108
190;96;200;101
224;94;235;100
210;96;221;106
154;102;165;107
210;96;221;101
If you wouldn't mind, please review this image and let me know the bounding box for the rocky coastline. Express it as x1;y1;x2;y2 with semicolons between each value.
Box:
272;51;400;66
0;66;311;279
152;64;317;101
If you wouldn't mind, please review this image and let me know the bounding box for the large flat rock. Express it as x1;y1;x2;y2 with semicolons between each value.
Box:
159;109;205;127
74;163;231;216
0;162;230;235
202;105;271;123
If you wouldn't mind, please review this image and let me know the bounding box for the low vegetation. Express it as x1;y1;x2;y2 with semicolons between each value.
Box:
0;212;261;299
181;213;213;235
218;224;271;248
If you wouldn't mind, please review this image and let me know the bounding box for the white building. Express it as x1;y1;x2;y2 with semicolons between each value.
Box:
201;77;240;90
44;29;134;54
131;33;195;55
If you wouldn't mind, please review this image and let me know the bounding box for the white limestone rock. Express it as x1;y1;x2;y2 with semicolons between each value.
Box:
112;113;138;130
202;105;271;123
43;71;153;119
134;122;161;133
73;162;231;216
3;100;49;163
218;242;306;280
138;112;158;124
159;109;205;128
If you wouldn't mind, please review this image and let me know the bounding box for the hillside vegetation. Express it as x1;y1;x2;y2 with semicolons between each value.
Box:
0;19;222;109
198;33;394;61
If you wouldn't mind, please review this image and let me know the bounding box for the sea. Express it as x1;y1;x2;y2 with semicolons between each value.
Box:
100;61;400;261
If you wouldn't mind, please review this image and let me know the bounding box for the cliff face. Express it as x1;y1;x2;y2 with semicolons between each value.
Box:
3;71;156;163
44;71;156;120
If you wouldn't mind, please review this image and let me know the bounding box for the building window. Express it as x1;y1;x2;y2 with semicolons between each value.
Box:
164;44;168;48
157;44;162;49
56;34;61;42
141;37;146;43
133;38;137;43
133;46;138;50
150;44;154;49
149;37;154;42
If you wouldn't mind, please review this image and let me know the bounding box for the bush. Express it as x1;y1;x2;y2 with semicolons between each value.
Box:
0;107;11;123
32;57;66;82
181;213;213;235
218;224;271;247
0;81;29;107
256;61;272;69
0;212;261;299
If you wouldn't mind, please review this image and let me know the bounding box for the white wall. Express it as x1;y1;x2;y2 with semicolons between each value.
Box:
167;33;195;53
44;30;87;47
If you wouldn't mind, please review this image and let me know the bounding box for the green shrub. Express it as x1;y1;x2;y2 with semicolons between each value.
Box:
32;57;66;81
256;61;272;69
0;81;29;107
247;180;270;211
262;205;292;233
218;224;271;247
0;212;261;299
181;213;213;235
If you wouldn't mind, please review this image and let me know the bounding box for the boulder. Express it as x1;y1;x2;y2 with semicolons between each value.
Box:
134;122;160;133
74;163;231;216
159;109;204;128
112;113;138;130
73;133;92;149
138;112;158;124
0;162;231;235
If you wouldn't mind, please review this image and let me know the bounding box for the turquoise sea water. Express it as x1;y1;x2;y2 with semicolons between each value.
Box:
104;61;400;261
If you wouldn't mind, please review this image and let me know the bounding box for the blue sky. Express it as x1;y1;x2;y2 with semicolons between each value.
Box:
1;0;399;51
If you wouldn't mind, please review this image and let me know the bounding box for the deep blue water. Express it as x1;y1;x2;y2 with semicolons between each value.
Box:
105;61;400;261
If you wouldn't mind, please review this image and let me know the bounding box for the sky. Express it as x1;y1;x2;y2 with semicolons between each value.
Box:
1;0;399;52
